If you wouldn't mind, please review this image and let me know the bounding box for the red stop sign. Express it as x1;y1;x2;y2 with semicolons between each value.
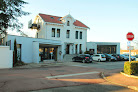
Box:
126;32;134;41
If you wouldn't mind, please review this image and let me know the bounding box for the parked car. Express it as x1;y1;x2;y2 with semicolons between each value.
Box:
111;54;123;61
134;54;138;58
123;54;136;61
92;54;106;62
72;54;93;63
104;54;117;61
120;54;129;61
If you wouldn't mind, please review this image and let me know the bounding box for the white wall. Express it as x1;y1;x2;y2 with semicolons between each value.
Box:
87;42;120;54
5;35;62;63
0;46;13;68
86;42;97;54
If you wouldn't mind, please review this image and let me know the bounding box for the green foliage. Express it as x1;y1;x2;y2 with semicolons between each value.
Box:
124;61;138;75
14;61;26;66
84;51;90;54
0;0;29;34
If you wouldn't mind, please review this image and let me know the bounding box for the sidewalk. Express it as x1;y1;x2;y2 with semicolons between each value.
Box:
103;72;138;91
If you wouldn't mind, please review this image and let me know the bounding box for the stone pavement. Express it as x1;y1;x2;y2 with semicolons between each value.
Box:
103;72;138;91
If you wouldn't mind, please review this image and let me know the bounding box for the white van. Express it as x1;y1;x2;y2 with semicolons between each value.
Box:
92;54;106;62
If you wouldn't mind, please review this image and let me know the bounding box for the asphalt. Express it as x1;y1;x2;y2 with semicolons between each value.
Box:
0;61;137;92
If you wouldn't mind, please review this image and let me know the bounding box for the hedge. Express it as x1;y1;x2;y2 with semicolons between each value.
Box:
124;61;138;75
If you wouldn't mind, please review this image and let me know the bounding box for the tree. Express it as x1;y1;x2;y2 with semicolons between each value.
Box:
0;0;29;35
14;39;17;66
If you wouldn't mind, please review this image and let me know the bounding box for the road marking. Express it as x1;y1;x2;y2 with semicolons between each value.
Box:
46;71;100;79
71;65;88;67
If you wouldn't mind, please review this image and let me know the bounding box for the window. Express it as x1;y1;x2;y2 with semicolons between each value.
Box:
79;44;82;54
75;31;78;39
37;33;38;38
80;32;82;39
52;28;55;37
66;30;70;38
57;29;60;37
67;21;70;26
97;45;117;54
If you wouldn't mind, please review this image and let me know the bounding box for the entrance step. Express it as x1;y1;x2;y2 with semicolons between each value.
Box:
43;60;56;63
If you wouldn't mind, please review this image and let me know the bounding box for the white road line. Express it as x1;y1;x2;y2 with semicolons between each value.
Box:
71;65;88;67
46;71;100;79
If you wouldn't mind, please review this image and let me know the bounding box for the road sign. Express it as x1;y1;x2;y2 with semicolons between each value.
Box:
127;41;131;46
127;46;134;50
126;32;134;41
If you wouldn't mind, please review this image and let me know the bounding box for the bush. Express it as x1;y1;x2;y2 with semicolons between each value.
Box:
124;61;138;75
14;61;27;66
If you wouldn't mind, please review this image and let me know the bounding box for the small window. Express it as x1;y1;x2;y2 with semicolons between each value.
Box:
80;32;82;39
37;33;38;38
75;31;78;39
66;30;70;38
67;21;70;26
57;29;60;38
52;28;55;37
51;17;54;19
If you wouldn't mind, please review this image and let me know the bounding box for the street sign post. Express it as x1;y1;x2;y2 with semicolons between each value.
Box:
126;32;134;62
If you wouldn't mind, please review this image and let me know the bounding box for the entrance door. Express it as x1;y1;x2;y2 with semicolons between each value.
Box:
66;45;70;54
39;47;57;61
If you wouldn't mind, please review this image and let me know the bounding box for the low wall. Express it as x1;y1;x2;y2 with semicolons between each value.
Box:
0;46;13;68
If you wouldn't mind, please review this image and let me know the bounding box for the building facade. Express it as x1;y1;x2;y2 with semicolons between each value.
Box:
29;13;89;62
87;42;120;54
4;13;89;63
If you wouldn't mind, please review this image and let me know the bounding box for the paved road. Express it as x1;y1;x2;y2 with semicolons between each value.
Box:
70;61;125;70
31;83;135;92
0;61;135;92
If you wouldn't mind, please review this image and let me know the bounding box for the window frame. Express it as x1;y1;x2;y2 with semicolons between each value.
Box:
75;31;78;39
67;21;70;26
66;30;70;38
52;28;55;37
80;32;82;39
57;29;60;38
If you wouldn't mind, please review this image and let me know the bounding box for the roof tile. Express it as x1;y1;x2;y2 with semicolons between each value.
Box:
39;13;89;28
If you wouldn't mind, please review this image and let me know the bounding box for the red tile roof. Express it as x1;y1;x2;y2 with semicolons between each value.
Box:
39;13;89;28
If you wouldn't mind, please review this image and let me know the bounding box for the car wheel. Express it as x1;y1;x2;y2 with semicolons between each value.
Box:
89;61;92;63
82;60;85;63
98;59;101;62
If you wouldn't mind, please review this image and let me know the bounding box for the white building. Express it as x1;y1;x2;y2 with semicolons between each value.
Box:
87;42;120;54
4;13;89;63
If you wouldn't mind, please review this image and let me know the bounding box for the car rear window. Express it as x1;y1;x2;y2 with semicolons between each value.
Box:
101;55;106;57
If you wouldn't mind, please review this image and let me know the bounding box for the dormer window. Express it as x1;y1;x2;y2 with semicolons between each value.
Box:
67;21;70;26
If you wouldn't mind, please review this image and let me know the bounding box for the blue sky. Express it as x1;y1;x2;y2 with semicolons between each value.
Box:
10;0;138;49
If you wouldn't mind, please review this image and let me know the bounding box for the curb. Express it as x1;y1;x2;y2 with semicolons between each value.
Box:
120;72;138;79
101;72;138;91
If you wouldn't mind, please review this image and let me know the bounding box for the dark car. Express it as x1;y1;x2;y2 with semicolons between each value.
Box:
111;54;123;61
134;54;138;58
120;54;129;61
104;54;117;61
72;54;93;63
